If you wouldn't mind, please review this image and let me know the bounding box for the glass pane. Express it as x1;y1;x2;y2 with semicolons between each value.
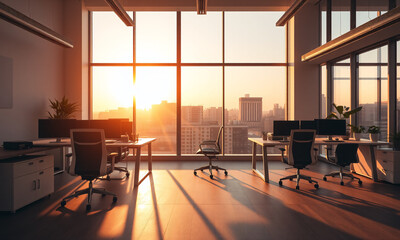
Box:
136;12;177;63
332;0;350;39
181;12;222;63
135;67;176;154
356;1;388;27
92;12;133;63
225;67;286;154
332;60;351;108
181;67;222;154
321;9;327;45
321;65;327;118
92;66;133;119
358;47;388;141
225;12;285;63
398;41;400;132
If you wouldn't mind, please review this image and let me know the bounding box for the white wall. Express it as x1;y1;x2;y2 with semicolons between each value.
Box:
0;0;65;144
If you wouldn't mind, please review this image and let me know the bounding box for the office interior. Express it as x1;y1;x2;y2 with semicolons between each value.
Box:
0;0;400;239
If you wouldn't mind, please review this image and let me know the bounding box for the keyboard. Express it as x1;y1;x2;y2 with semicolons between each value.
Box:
323;140;344;142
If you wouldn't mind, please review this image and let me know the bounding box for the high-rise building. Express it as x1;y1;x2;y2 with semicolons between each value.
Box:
239;94;262;128
182;106;203;125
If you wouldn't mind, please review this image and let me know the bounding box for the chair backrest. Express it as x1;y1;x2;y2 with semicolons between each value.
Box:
69;129;108;178
216;126;223;151
335;143;359;166
287;130;316;167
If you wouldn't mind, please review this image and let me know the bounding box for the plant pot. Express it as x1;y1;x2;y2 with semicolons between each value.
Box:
370;133;379;142
262;134;268;140
393;141;400;151
353;133;361;141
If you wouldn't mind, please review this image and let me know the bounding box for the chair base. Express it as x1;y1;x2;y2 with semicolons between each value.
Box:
279;169;319;190
323;167;362;185
61;180;117;211
194;157;227;179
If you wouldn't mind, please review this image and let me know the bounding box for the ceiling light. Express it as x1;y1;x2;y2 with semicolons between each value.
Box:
104;0;134;26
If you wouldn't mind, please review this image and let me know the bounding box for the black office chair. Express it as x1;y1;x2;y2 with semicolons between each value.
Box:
106;147;130;179
279;130;319;190
194;126;227;179
61;129;117;211
323;143;362;185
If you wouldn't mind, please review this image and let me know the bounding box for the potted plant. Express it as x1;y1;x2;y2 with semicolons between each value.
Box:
48;96;79;119
349;125;365;141
327;104;363;139
390;132;400;151
367;125;380;142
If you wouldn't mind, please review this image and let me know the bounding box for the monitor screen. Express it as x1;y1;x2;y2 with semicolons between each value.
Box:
38;119;77;138
88;120;122;138
316;119;347;136
273;121;300;137
300;120;316;130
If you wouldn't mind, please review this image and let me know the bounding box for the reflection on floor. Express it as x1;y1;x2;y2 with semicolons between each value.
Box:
1;161;400;240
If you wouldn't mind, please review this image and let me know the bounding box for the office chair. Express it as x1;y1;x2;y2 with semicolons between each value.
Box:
323;143;362;185
194;126;227;179
106;147;130;180
61;129;117;211
279;130;319;190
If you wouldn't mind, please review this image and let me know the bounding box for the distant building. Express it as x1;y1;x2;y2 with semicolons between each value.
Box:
239;94;262;127
182;106;203;125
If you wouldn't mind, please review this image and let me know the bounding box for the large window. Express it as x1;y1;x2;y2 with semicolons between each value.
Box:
91;11;286;156
358;46;388;141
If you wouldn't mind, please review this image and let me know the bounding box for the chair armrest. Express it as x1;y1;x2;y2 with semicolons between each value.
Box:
108;152;118;170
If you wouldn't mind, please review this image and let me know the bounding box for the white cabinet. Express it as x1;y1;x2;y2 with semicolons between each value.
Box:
0;155;54;212
376;148;400;184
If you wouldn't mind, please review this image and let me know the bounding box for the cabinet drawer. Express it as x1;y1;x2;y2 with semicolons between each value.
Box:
36;156;53;170
14;160;38;178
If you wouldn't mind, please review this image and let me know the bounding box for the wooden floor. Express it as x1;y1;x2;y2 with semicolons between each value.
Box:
1;160;400;240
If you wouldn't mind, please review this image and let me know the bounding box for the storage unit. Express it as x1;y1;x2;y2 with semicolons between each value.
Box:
376;148;400;184
0;155;54;212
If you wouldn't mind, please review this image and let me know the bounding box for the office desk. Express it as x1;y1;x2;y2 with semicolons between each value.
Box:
33;138;156;187
248;138;388;183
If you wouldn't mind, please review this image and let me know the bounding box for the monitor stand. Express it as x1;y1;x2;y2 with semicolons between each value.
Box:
279;136;289;143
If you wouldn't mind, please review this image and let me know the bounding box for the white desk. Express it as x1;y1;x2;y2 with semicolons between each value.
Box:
248;138;389;183
33;138;156;187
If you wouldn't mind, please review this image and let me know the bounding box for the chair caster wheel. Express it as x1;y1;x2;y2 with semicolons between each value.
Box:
126;172;130;177
358;180;362;185
113;196;118;203
102;194;106;197
106;175;111;181
210;175;213;179
296;186;300;190
61;200;66;207
194;171;197;176
279;180;282;186
289;178;293;181
340;181;344;185
309;180;312;183
323;176;327;181
314;184;319;189
216;168;219;172
86;204;91;211
224;171;228;176
200;169;203;172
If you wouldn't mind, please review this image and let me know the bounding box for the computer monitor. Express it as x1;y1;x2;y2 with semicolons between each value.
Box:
300;120;316;130
273;121;300;138
88;120;123;138
316;119;346;138
38;119;77;142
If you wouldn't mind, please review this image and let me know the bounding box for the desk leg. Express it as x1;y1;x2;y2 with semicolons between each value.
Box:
148;143;152;172
262;146;269;183
252;142;257;170
134;148;141;187
369;145;378;182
